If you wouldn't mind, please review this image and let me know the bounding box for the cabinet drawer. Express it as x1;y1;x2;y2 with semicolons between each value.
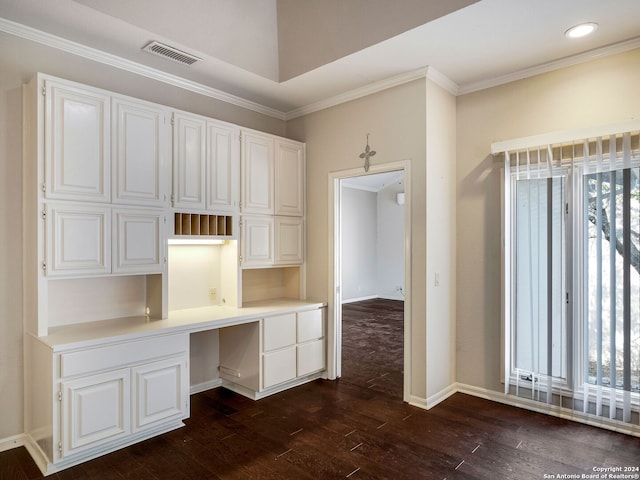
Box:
262;313;296;352
60;334;188;378
297;339;325;377
263;347;296;389
297;309;323;343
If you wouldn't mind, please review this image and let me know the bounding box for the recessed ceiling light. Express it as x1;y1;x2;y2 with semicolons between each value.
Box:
565;22;598;39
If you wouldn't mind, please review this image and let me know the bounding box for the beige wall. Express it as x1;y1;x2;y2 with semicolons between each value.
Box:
0;32;285;440
287;78;430;398
455;47;640;392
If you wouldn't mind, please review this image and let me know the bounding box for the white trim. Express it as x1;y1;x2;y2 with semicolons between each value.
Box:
460;36;640;96
189;378;223;395
286;68;430;120
408;395;428;410
491;118;640;154
0;433;26;452
23;435;49;475
426;384;458;409
0;17;287;120
425;66;460;96
328;160;412;403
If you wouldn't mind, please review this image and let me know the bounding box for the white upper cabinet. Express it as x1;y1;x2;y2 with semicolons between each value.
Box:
241;131;274;214
172;112;206;210
112;208;165;275
44;79;110;202
46;203;111;277
241;131;304;217
275;140;304;216
112;98;168;207
206;121;239;213
274;216;303;265
241;215;274;267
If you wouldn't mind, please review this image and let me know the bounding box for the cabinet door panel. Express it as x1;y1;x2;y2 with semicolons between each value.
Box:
113;99;167;206
263;313;296;352
173;113;206;209
241;132;274;214
207;122;239;212
47;204;111;276
45;80;110;202
275;217;303;265
132;357;188;432
113;209;163;274
241;215;274;267
61;369;130;458
263;347;296;389
297;340;325;377
275;140;304;216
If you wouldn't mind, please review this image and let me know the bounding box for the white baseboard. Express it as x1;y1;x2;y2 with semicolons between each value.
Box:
407;383;457;411
0;433;26;453
426;383;458;409
408;395;427;410
190;378;223;395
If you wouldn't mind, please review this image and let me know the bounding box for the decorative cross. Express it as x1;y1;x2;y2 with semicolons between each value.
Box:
359;133;376;172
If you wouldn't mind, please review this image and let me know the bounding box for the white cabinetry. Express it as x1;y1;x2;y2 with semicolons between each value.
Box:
132;356;188;432
296;309;325;376
242;215;303;268
275;139;305;216
172;112;206;210
61;368;131;457
46;203;111;277
45;79;111;203
240;130;304;272
207;121;239;213
241;131;274;214
44;334;189;472
112;208;164;274
172;112;239;213
241;215;274;267
219;307;325;399
241;131;304;217
275;216;304;265
112;98;168;207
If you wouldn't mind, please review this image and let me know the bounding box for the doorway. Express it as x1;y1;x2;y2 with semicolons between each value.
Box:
327;160;412;402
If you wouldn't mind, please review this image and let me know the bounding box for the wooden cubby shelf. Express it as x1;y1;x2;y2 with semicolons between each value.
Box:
174;212;233;237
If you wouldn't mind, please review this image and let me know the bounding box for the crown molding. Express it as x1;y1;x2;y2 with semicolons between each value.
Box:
285;67;432;120
0;17;287;120
458;36;640;96
425;66;459;95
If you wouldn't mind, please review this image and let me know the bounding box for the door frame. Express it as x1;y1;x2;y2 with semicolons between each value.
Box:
326;159;412;402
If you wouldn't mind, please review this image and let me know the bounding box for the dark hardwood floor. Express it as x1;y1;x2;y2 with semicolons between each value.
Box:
2;298;639;479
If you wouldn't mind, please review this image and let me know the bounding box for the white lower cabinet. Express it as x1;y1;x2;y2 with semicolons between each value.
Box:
132;356;188;432
219;307;326;398
262;347;297;389
54;334;189;468
61;368;131;457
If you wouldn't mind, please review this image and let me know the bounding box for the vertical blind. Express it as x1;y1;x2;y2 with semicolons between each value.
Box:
499;125;640;434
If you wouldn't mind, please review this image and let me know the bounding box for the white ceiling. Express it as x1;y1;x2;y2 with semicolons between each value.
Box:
1;0;639;118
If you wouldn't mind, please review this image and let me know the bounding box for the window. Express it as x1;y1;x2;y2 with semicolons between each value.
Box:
500;129;640;430
584;167;640;394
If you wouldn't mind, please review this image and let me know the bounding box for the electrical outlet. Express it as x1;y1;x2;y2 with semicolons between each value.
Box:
209;288;217;300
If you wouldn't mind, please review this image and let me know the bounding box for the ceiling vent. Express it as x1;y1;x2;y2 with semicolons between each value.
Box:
142;41;201;66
